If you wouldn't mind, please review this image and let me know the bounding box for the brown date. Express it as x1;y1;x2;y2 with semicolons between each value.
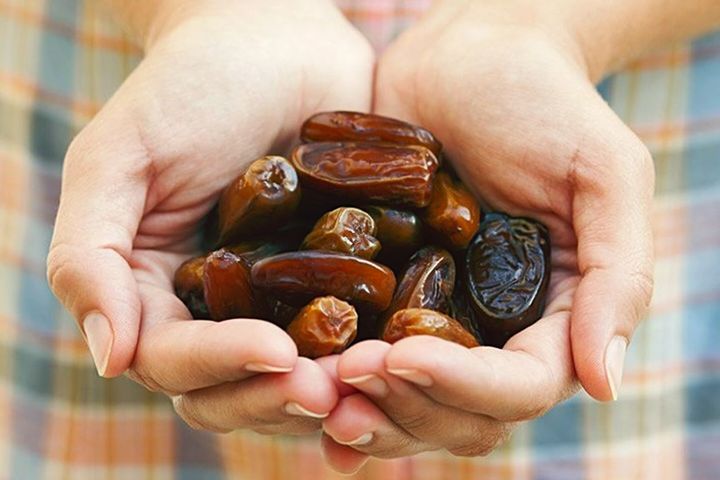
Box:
422;171;481;250
465;213;551;347
286;296;358;358
217;156;301;245
204;249;259;321
251;251;396;313
382;308;479;348
301;207;381;260
291;142;439;208
174;255;209;319
383;247;456;324
301;111;442;157
364;206;423;255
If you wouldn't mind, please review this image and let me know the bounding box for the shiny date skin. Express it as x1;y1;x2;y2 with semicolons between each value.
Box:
384;247;456;324
465;213;551;347
174;255;209;319
422;170;481;250
364;206;423;255
291;142;439;208
301;111;443;157
217;156;301;245
251;251;397;313
286;296;358;358
382;308;479;348
204;249;259;321
301;207;381;260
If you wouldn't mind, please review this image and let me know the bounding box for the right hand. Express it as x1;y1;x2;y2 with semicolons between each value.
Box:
47;0;374;435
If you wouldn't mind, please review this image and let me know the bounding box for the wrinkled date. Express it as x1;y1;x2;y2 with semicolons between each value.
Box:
301;111;443;157
174;255;209;318
301;207;380;260
217;156;301;245
465;213;551;347
423;171;481;250
251;251;397;313
287;296;358;358
382;308;479;348
291;142;439;208
204;249;259;321
384;247;456;324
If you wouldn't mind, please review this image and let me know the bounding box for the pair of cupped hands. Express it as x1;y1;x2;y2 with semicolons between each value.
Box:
47;0;654;473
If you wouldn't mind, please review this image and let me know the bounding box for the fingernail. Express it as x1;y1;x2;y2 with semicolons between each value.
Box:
83;312;113;377
387;368;433;387
245;362;293;373
336;432;373;446
341;374;389;397
605;336;628;401
284;402;329;419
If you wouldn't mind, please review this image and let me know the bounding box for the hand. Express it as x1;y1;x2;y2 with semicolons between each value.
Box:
322;0;654;470
46;0;374;434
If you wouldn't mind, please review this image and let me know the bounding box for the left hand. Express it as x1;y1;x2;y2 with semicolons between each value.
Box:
320;0;655;472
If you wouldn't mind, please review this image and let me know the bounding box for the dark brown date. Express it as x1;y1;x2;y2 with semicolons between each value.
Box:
301;111;442;157
301;207;380;259
174;255;209;318
251;251;396;313
364;206;423;254
382;308;479;348
204;249;259;321
286;296;358;358
465;213;551;347
217;156;301;245
384;247;456;323
422;171;481;250
291;142;439;208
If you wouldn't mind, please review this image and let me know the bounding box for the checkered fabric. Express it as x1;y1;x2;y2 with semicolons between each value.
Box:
1;0;719;478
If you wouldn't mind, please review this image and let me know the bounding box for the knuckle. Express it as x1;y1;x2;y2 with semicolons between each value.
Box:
392;410;436;434
173;395;230;434
448;424;513;458
365;436;420;459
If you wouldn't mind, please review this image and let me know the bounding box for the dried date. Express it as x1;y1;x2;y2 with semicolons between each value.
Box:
301;111;442;157
174;255;209;319
422;171;481;250
286;296;358;358
364;206;423;254
204;249;259;320
251;251;396;313
217;156;301;245
382;308;479;348
301;207;380;259
291;142;439;208
465;213;551;347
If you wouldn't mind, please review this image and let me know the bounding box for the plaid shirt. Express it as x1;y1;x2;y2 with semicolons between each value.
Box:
1;0;719;478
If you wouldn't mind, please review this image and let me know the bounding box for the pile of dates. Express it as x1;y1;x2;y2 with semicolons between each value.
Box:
174;112;551;358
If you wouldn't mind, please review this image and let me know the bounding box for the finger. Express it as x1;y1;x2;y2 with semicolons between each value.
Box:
314;355;360;397
321;433;369;475
174;358;337;434
322;393;429;458
337;341;510;456
47;109;151;378
570;109;655;401
382;312;578;421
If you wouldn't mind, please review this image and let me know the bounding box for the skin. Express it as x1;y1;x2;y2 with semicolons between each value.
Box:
47;0;373;435
320;0;720;473
46;0;720;473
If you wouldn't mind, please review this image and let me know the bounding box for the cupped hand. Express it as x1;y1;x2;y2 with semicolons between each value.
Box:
46;0;374;435
322;0;654;470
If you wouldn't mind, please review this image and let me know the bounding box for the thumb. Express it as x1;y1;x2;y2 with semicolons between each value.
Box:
47;108;149;378
570;112;655;401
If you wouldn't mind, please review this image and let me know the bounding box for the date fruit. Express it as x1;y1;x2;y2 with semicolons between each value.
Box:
301;111;442;157
217;156;301;245
204;249;259;321
382;308;479;348
251;251;396;313
174;255;209;318
301;207;380;259
384;247;456;322
364;206;423;254
465;213;551;347
422;171;481;250
286;296;358;358
291;142;439;208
